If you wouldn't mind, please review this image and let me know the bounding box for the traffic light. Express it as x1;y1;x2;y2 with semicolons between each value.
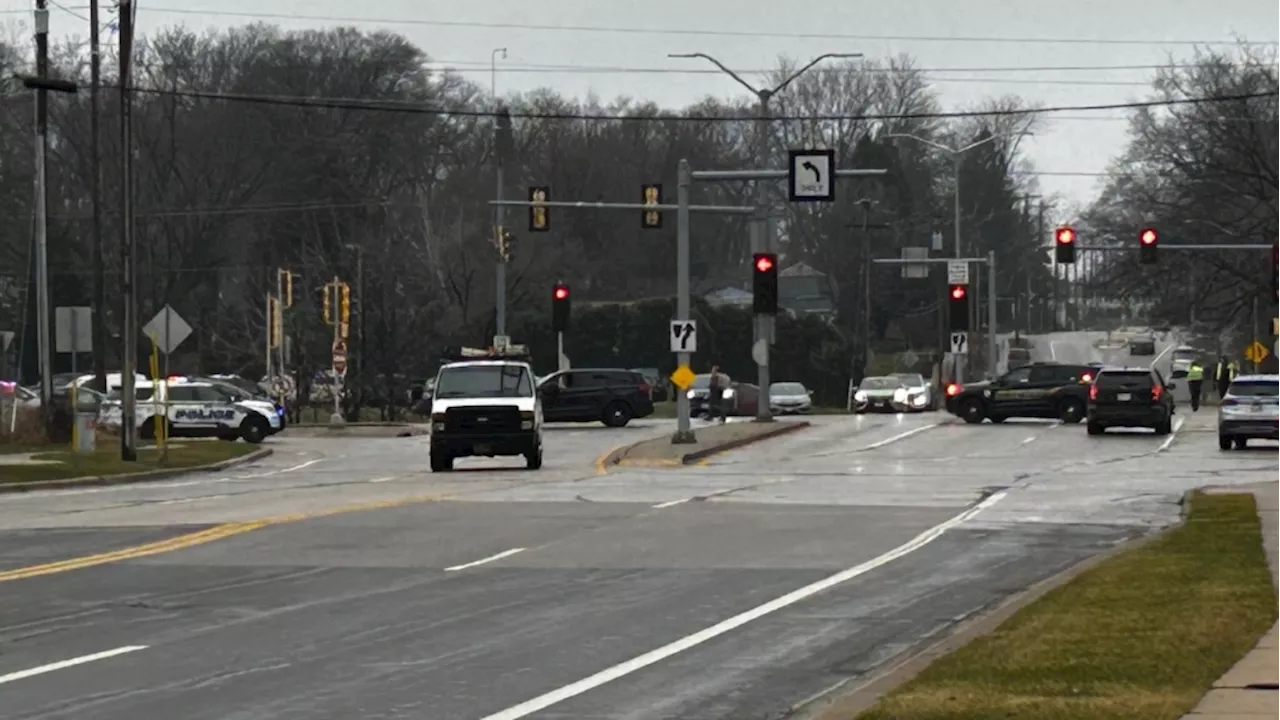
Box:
752;252;779;315
1139;227;1158;264
641;184;663;229
268;295;282;349
339;282;351;325
551;283;570;332
1272;241;1277;295
529;186;550;232
948;284;970;331
320;283;333;324
279;269;294;308
495;226;515;262
1054;226;1076;264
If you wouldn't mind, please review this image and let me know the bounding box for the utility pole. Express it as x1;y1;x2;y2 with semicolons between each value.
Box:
89;0;106;391
118;0;138;461
33;1;51;411
493;107;512;338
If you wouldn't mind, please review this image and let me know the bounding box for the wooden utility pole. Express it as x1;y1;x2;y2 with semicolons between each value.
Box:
89;0;106;391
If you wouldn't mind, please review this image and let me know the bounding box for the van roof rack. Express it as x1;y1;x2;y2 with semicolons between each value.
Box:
442;344;532;363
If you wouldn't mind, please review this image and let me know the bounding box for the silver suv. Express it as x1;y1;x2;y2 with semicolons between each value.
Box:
1217;374;1279;450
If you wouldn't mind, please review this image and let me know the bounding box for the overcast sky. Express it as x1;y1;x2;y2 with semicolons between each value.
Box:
4;0;1278;218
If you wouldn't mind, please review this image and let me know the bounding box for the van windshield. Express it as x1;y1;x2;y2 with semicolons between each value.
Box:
435;365;533;399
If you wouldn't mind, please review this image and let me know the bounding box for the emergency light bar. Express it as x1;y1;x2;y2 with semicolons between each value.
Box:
443;345;532;362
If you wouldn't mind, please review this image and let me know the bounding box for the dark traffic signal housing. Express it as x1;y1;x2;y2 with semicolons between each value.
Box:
752;252;779;314
1054;226;1076;264
529;186;550;232
948;284;970;331
1139;227;1158;264
551;283;570;332
641;184;663;229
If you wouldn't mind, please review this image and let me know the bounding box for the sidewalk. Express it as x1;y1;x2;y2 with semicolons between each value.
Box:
1181;480;1278;719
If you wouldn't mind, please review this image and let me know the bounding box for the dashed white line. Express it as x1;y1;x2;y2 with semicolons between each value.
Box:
652;499;688;509
153;494;229;506
1021;435;1038;445
367;476;397;483
444;547;526;572
478;490;1009;720
860;423;940;450
0;646;148;685
1157;416;1186;452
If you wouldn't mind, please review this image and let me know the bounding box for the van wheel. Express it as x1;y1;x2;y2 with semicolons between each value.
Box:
430;450;453;472
1218;435;1233;451
525;443;543;470
239;416;269;444
960;399;985;424
602;401;632;428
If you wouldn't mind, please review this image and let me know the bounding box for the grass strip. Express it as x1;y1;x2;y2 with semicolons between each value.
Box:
0;441;258;483
857;491;1277;720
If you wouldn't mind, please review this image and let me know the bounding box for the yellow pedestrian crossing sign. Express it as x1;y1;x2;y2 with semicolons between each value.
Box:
1244;340;1268;364
670;364;696;391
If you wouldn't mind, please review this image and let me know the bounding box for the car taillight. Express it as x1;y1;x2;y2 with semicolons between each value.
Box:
1151;384;1162;401
945;383;961;397
1089;384;1098;400
638;382;652;396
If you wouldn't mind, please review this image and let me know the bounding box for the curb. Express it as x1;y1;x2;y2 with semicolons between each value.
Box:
291;422;416;428
796;496;1196;720
599;421;811;471
0;447;274;494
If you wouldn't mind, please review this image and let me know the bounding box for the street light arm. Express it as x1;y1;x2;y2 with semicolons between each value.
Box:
884;132;955;155
957;129;1028;155
769;53;863;97
668;52;761;97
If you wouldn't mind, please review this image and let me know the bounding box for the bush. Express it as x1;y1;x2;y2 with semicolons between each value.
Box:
0;405;51;446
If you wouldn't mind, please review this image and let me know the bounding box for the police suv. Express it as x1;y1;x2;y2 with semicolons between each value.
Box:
428;345;543;472
99;377;281;443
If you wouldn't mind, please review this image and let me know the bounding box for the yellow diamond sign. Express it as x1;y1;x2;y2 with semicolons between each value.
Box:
1244;340;1269;364
670;364;696;391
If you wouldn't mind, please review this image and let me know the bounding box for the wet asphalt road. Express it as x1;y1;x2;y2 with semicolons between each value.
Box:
1;332;1275;720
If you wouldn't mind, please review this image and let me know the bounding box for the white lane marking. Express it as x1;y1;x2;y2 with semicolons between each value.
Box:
1158;416;1186;452
1049;341;1059;361
0;646;148;685
240;458;324;478
367;476;397;483
1152;343;1175;366
1021;436;1037;445
153;494;228;506
444;547;526;572
478;490;1009;720
652;499;688;509
860;423;939;450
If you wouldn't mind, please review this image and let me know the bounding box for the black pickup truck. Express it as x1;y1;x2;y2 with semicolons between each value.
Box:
945;362;1097;424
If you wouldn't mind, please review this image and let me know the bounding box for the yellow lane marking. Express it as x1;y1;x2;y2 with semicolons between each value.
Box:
594;444;629;474
0;492;454;584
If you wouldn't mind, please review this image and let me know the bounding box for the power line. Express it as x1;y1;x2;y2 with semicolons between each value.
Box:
117;85;1278;122
137;6;1279;47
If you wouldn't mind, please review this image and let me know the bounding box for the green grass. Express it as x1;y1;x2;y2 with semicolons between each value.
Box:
0;441;260;483
647;401;847;418
856;492;1277;720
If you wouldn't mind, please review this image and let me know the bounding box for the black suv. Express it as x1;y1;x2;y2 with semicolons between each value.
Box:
946;362;1096;424
1086;367;1175;435
538;369;655;427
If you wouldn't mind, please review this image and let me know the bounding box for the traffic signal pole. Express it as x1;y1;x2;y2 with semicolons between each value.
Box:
490;183;756;445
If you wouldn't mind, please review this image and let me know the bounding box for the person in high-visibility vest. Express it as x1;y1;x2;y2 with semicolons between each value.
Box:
1186;362;1205;411
1214;356;1237;399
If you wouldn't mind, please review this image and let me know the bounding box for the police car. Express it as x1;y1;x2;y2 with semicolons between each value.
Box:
99;378;281;443
428;345;543;472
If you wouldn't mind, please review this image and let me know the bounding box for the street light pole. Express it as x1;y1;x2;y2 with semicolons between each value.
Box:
33;2;52;411
118;0;138;461
491;47;509;339
669;52;860;419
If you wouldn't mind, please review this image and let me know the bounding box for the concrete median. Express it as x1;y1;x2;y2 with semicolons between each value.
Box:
599;420;810;470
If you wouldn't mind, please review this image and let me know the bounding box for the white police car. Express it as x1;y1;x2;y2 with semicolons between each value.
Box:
99;378;280;443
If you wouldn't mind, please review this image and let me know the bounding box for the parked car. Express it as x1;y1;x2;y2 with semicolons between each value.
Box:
1217;374;1279;450
538;368;654;427
769;381;812;415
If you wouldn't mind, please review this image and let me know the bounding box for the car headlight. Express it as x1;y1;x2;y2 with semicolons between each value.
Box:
854;391;867;402
893;388;908;403
687;390;696;399
723;388;735;399
910;392;927;406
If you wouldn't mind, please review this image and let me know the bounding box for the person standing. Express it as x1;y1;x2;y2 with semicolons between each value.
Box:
1214;355;1236;399
708;365;724;422
1186;361;1204;411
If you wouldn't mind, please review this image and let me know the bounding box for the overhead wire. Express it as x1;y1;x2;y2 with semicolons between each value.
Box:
136;6;1279;47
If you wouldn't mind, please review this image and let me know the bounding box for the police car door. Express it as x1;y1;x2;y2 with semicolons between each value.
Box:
195;384;242;429
166;385;213;429
989;366;1035;415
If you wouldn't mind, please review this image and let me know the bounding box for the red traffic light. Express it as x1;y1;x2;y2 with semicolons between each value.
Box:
1140;228;1157;245
1055;227;1076;245
950;285;967;300
754;255;775;273
553;285;569;301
